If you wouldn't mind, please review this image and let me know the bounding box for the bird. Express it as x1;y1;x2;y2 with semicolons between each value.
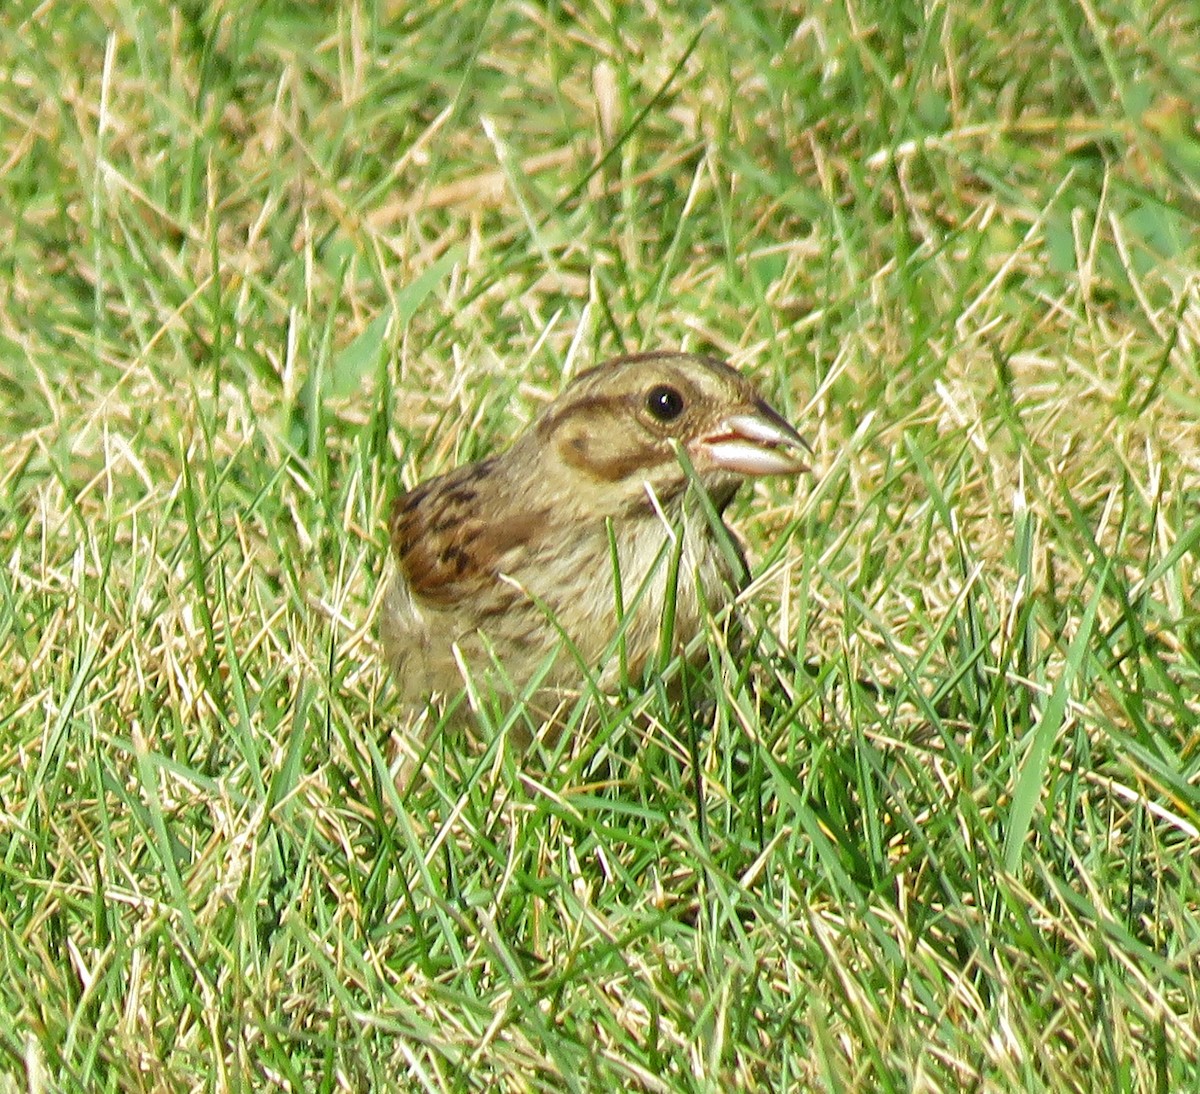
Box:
380;351;810;766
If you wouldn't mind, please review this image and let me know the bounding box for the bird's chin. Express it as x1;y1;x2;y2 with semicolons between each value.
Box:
701;474;741;513
633;468;740;518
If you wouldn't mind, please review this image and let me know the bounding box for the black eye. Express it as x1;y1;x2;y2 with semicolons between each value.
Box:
646;384;685;422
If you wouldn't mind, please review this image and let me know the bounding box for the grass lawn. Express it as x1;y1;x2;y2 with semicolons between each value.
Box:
2;1;1198;1089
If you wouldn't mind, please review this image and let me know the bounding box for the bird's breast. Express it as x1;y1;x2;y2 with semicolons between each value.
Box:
513;509;738;682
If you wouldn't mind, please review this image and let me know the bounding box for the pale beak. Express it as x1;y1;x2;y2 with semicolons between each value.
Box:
694;403;812;476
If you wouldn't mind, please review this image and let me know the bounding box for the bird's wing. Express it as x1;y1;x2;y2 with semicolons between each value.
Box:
389;463;546;609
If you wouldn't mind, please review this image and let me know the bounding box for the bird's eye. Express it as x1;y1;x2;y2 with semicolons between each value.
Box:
646;384;685;422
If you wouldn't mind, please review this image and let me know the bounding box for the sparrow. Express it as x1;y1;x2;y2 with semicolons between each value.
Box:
380;351;810;757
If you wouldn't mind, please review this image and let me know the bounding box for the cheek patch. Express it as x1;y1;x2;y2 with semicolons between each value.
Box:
555;421;674;483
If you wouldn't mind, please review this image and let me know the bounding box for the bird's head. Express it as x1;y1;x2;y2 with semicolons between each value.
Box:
529;352;811;516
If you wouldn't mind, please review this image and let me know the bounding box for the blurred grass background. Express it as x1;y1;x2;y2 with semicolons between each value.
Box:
1;0;1198;1090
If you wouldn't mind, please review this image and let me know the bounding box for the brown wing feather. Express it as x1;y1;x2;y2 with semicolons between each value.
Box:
390;459;547;608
